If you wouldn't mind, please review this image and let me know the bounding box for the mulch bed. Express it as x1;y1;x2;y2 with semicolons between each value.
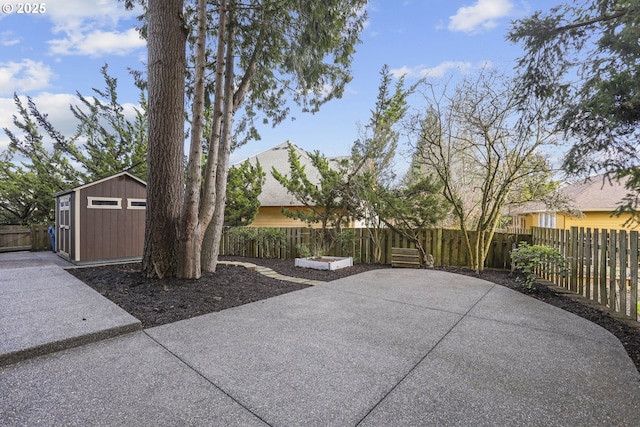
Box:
67;256;640;373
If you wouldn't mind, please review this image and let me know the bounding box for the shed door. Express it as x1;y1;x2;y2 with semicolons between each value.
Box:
58;195;71;256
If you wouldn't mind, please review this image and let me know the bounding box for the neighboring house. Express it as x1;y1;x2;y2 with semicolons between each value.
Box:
53;171;147;264
236;141;355;228
509;175;635;231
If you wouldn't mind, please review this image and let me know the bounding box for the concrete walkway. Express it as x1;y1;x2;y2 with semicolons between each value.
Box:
1;252;639;426
0;252;140;367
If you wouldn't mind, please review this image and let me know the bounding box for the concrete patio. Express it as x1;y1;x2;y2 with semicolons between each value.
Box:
1;251;639;426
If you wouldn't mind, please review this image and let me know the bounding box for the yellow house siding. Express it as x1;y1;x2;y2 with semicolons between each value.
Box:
249;206;309;228
521;211;635;231
563;211;634;230
249;206;356;228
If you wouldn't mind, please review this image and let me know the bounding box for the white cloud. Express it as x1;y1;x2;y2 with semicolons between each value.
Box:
391;61;481;79
42;0;145;57
0;31;20;47
0;60;56;96
448;0;514;33
49;28;145;57
44;0;137;23
0;92;142;153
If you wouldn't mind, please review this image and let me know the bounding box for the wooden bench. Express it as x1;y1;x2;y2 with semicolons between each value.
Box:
391;247;421;268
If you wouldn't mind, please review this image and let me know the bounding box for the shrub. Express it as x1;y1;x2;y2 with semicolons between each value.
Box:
258;228;287;258
226;227;286;258
295;243;324;258
511;242;567;290
337;229;356;254
296;243;312;258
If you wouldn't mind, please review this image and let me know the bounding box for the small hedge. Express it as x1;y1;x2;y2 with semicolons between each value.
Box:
511;242;567;290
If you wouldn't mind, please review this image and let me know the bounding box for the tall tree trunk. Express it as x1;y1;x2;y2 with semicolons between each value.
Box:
142;0;186;278
178;0;207;279
200;0;262;272
202;0;236;272
200;0;228;272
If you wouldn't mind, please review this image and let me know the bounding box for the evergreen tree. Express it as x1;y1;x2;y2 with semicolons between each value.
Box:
136;0;368;278
61;64;148;181
272;143;352;254
508;1;640;219
1;96;82;225
1;65;148;224
225;159;265;227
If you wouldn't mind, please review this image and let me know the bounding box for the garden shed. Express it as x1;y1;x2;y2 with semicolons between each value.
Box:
54;171;146;264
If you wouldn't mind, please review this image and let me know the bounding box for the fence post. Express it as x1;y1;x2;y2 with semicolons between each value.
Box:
578;227;585;296
619;230;628;316
630;231;638;321
549;228;556;282
585;228;592;299
609;229;617;311
569;227;577;292
599;230;608;305
592;228;599;301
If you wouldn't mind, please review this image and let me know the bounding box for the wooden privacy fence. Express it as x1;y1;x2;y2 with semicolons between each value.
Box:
0;225;51;252
220;227;531;270
532;226;639;321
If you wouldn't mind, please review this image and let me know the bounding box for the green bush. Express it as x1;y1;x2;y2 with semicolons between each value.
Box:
337;229;356;253
295;243;324;258
258;228;287;258
226;227;286;258
511;242;567;290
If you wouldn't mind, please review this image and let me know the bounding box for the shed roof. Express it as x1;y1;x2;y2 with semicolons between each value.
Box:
235;141;346;207
54;172;146;197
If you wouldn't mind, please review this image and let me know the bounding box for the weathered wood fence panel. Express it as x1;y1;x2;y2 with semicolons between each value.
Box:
532;226;639;321
220;227;531;270
31;224;51;251
0;225;51;252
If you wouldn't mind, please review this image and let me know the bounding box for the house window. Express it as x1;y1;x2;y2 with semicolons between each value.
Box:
87;197;122;209
127;198;147;209
538;212;556;228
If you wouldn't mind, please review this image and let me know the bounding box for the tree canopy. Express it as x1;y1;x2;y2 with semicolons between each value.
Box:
140;0;368;278
508;1;640;182
0;66;147;225
410;69;559;272
272;143;352;254
224;159;265;227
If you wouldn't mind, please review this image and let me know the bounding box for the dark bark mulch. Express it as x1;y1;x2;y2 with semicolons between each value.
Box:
67;256;387;329
68;257;639;372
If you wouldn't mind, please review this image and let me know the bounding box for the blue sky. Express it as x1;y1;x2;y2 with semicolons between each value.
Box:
0;0;559;168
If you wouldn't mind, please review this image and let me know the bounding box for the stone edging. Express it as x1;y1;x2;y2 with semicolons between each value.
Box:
217;261;325;286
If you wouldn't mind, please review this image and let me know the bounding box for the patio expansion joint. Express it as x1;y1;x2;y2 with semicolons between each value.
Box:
143;331;275;427
217;260;326;285
354;283;499;426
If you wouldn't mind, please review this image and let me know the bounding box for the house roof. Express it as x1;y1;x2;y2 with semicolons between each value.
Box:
563;175;630;211
235;141;346;207
511;174;630;214
53;171;146;197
